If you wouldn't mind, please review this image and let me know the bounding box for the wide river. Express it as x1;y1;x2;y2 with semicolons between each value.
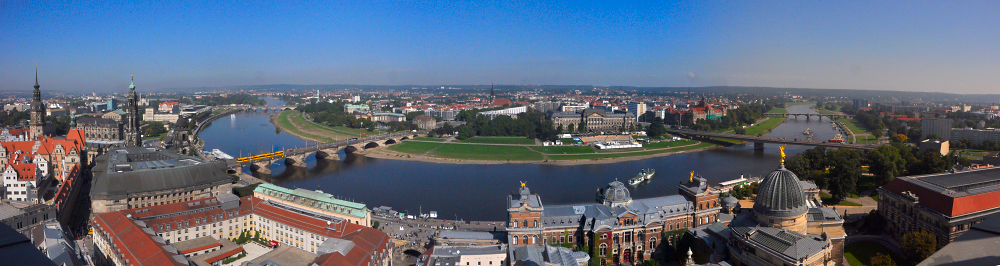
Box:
198;100;841;221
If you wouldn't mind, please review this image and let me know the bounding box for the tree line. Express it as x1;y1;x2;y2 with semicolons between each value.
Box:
787;143;966;202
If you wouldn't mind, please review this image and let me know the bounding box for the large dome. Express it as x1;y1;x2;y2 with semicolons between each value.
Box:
753;165;808;218
603;181;632;205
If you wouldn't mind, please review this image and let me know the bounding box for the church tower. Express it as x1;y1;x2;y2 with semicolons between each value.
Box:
29;66;48;139
123;76;142;147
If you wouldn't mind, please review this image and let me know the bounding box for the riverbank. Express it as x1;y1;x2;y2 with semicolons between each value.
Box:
362;140;720;166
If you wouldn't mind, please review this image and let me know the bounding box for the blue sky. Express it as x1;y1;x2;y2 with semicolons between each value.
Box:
2;1;998;93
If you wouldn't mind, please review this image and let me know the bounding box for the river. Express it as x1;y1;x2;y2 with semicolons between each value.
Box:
197;100;840;221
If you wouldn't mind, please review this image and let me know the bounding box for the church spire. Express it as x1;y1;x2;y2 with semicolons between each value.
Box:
34;64;40;90
129;75;136;91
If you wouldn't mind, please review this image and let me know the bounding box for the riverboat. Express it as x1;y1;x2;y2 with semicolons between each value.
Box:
803;128;813;135
628;168;656;186
829;134;844;143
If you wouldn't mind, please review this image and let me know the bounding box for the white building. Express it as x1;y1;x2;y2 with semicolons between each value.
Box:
951;128;1000;145
478;106;527;120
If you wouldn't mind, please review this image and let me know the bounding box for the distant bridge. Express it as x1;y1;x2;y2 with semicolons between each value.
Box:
212;105;298;112
665;129;878;150
763;113;852;121
226;131;427;174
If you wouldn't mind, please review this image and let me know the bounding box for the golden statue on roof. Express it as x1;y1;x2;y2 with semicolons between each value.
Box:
780;144;786;164
690;171;694;182
520;181;526;188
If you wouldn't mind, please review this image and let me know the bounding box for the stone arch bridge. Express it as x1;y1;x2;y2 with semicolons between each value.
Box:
227;131;424;174
763;113;852;121
212;105;298;113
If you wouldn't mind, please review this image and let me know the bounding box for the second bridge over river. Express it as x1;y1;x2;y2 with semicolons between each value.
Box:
227;131;425;174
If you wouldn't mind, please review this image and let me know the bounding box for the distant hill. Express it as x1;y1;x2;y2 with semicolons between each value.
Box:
160;84;1000;104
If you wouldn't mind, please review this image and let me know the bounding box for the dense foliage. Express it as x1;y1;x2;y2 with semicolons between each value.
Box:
689;103;774;132
0;111;29;127
455;108;559;141
144;121;168;137
183;94;267;106
901;231;937;263
787;143;958;202
297;102;376;130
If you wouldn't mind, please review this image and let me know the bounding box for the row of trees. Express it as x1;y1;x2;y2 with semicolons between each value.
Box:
182;94;267;106
458;108;561;141
688;103;775;132
297;102;376;131
952;138;1000;151
787;143;965;201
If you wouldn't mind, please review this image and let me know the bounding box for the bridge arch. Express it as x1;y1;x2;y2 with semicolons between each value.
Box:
344;146;360;153
364;142;381;149
384;138;398;145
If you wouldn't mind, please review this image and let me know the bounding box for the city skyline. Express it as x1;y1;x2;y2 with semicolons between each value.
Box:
3;1;999;94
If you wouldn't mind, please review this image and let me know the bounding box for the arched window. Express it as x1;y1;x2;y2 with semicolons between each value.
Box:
600;244;608;256
533;221;537;227
649;237;657;249
512;236;518;245
522;235;529;245
522;220;528;228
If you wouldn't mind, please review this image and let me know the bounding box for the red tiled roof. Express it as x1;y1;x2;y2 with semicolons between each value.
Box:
897;118;921;121
204;246;245;264
491;98;513;106
11;163;36;181
180;243;223;254
105;195;390;266
93;212;188;266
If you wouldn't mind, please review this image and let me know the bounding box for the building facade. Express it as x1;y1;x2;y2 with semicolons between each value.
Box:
253;183;371;226
921;118;953;141
506;176;720;265
90;147;233;214
550;108;637;133
950;128;1000;146
91;194;392;266
413;115;437;130
878;167;1000;248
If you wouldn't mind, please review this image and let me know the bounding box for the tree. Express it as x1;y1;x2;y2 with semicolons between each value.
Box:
578;121;587;133
902;231;937;263
647;120;665;138
868;145;906;185
870;252;897;266
827;148;862;201
567;123;575;134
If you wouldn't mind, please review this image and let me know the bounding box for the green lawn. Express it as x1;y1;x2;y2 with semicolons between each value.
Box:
812;107;839;115
548;142;715;160
327;125;381;135
845;241;905;266
820;191;864;206
430;144;543;161
386;141;443;154
870;194;879;202
412;137;446;142
528;146;596;154
642;140;697;149
768;107;788;114
212;109;229;115
744;117;787;136
457;137;536;145
837;118;869;135
559;138;579;144
274;111;337;142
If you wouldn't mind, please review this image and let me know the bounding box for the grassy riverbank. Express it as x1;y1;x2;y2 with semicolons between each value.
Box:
379;139;717;164
274;110;353;142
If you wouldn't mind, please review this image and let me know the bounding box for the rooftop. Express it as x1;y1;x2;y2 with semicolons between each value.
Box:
882;167;1000;217
90;147;230;198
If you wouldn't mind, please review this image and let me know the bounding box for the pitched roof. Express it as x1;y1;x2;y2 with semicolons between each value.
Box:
92;211;188;266
882;167;1000;217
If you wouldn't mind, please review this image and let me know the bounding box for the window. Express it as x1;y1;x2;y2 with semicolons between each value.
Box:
600;244;608;256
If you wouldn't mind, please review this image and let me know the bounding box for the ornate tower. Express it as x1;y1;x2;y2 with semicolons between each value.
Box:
123;76;142;147
29;67;47;139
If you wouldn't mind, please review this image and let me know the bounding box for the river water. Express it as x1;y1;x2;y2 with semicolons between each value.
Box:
197;101;839;221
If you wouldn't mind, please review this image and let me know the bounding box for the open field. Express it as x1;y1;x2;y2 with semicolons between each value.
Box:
430;143;544;161
547;142;715;160
412;137;446;142
528;146;596;154
844;241;905;266
386;141;443;154
273;110;356;142
744;117;787;136
457;137;535;145
639;139;697;149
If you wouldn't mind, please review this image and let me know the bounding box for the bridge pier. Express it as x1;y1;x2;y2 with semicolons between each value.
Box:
315;148;340;161
251;161;272;174
285;155;307;168
754;142;765;150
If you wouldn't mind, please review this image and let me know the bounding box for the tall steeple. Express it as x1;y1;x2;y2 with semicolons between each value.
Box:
124;75;141;147
29;65;47;138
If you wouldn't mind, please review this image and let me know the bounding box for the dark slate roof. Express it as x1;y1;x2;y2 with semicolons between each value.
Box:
917;212;1000;266
805;207;842;222
753;165;808;218
915;166;1000;194
0;223;57;266
77;117;119;125
508;187;543;210
721;196;738;207
603;181;631;204
729;213;829;261
90;147;230;198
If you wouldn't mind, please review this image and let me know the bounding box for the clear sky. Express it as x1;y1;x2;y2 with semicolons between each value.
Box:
2;1;998;94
